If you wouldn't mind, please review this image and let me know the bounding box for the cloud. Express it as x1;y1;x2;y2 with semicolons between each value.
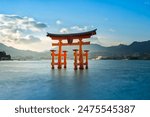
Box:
18;35;41;44
109;28;116;32
90;35;124;47
59;28;69;33
0;14;47;32
56;20;62;25
70;26;88;32
90;35;106;45
0;14;49;52
59;25;94;34
32;22;47;29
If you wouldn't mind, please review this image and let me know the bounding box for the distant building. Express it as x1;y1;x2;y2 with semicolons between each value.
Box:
0;51;11;60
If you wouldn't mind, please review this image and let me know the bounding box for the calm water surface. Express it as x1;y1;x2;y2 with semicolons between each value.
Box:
0;60;150;100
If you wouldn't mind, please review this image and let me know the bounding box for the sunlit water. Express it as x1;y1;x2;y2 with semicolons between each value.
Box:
0;60;150;100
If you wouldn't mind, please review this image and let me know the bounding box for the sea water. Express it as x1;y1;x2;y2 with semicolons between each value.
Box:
0;60;150;100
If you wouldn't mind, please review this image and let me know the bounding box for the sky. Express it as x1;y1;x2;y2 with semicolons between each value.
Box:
0;0;150;52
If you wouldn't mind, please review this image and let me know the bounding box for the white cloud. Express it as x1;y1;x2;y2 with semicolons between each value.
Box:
18;35;41;44
91;35;106;45
91;35;125;47
59;25;94;34
59;28;69;33
70;26;88;32
0;14;47;32
109;28;116;32
56;20;62;25
0;14;50;52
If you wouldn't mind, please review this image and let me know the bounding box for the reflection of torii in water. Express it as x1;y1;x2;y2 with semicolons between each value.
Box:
47;29;97;70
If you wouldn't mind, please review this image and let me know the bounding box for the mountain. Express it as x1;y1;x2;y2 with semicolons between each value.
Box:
0;43;49;60
96;40;150;59
0;40;150;60
103;40;150;56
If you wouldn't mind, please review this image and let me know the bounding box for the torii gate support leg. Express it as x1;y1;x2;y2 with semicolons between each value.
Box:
63;51;67;68
73;49;78;70
79;39;84;70
58;40;62;69
84;50;89;69
50;50;56;69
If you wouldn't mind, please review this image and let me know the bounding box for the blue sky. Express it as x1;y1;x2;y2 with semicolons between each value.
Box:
0;0;150;51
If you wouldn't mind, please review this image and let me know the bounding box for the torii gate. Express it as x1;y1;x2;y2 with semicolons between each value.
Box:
47;29;97;70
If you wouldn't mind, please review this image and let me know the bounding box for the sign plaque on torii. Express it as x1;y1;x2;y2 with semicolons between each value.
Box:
47;29;97;70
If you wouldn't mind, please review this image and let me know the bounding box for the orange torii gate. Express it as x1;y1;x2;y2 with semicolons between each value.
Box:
47;29;97;70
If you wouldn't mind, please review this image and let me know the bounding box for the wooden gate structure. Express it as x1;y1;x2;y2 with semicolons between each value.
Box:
47;29;97;70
